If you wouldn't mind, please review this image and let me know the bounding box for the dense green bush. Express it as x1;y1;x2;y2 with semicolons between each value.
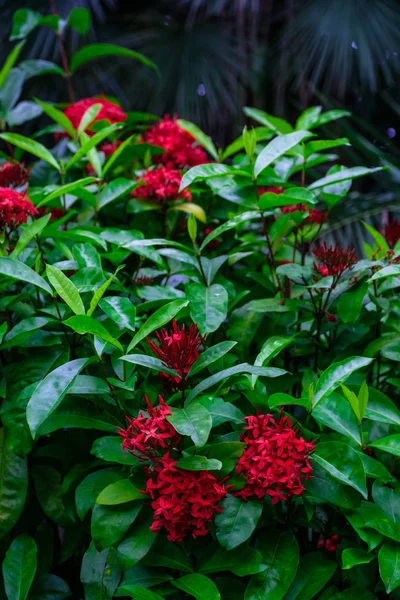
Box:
2;6;400;600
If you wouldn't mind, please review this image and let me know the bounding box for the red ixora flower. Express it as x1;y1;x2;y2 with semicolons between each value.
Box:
235;413;315;504
258;186;284;195
318;534;339;552
0;161;29;188
143;115;208;169
0;188;37;232
119;395;180;461
280;204;328;225
63;97;127;134
146;319;204;386
382;219;400;249
131;166;192;204
313;242;357;278
144;453;228;541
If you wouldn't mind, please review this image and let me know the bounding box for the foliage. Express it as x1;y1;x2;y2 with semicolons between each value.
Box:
2;7;400;600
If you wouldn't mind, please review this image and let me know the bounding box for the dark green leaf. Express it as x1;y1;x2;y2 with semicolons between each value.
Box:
189;341;237;377
379;541;400;594
215;495;262;550
0;429;28;539
2;534;37;600
80;542;108;600
98;178;137;210
187;283;228;335
312;357;373;407
342;548;374;570
91;436;138;466
127;299;189;352
63;315;123;352
0;257;52;294
312;441;367;498
96;479;143;505
284;552;336;600
91;502;142;551
168;404;212;447
70;44;158;74
172;574;220;600
0;133;60;171
117;517;157;570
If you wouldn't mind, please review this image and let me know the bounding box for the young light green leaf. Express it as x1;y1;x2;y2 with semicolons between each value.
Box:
65;123;121;171
312;357;373;407
0;257;52;294
215;495;262;550
63;315;123;352
96;479;143;505
0;132;60;171
46;264;86;315
254;131;313;177
87;265;124;317
243;107;293;133
188;341;237;377
0;41;25;85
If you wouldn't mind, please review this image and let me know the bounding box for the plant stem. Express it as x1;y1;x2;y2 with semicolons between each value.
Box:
50;0;75;104
196;253;208;287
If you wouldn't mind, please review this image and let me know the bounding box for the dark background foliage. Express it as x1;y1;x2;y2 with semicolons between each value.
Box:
3;0;400;251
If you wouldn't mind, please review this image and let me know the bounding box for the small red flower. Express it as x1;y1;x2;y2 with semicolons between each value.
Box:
318;534;339;552
383;219;400;249
131;166;192;203
204;226;221;249
280;205;328;225
134;275;154;286
234;413;315;504
258;186;284;195
0;188;37;232
144;453;228;541
0;162;29;188
313;242;357;278
143;115;208;169
280;203;307;214
37;206;65;221
325;312;337;324
119;395;180;461
63;97;127;135
147;320;203;385
100;141;122;157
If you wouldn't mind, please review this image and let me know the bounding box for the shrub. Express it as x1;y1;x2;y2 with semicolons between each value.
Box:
1;8;400;600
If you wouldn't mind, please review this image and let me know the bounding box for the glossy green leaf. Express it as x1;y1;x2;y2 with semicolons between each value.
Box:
96;479;143;505
2;534;37;600
87;265;124;317
312;391;362;445
312;357;373;407
126;299;189;352
200;211;263;252
0;132;60;170
308;166;387;190
187;283;228;335
63;315;123;352
38;177;97;208
98;177;137;210
117;586;164;600
168;404;212;447
252;335;295;387
244;107;293;133
65;123;121;170
175;455;222;470
117;517;157;570
369;434;400;456
254;131;313;177
27;357;91;438
0;429;28;539
215;495;262;550
0;257;52;294
180;164;251;191
0;41;25;82
67;7;91;35
177;119;218;160
199;545;265;577
70;43;158;73
80;542;108;600
342;548;374;570
46;264;85;314
99;296;136;332
11;213;51;258
364;388;400;425
312;441;367;498
284;553;336;600
172;574;220;600
35;99;76;138
91;436;138;466
379;541;400;594
189;341;237;377
337;283;368;324
121;354;179;377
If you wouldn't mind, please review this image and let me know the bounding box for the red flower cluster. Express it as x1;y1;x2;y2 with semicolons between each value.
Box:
382;219;400;249
0;162;29;188
0;188;37;232
313;242;357;278
258;186;284;195
143;115;208;169
63;97;127;133
100;141;122;157
318;534;339;552
146;319;203;385
280;204;328;225
235;413;315;504
144;454;228;542
119;395;180;461
132;166;192;204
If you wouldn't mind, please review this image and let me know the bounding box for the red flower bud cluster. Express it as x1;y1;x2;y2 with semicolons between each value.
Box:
313;242;357;278
132;166;192;204
146;319;204;386
63;97;127;134
144;454;228;542
382;219;400;249
318;534;339;552
0;188;37;232
143;115;208;169
0;162;29;188
280;204;328;225
235;413;314;504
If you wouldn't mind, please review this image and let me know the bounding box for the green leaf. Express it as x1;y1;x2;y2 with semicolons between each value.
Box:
187;283;228;335
186;363;286;403
98;178;137;210
99;297;136;332
312;391;362;445
284;552;336;600
10;10;40;40
142;537;193;572
364;388;400;425
2;534;37;600
0;40;25;84
308;166;387;190
254;131;313;178
175;455;222;470
305;137;350;156
87;265;124;317
168;201;207;223
357;451;394;483
38;178;97;208
80;542;108;600
243;107;293;133
70;43;158;74
117;517;157;570
268;393;310;410
379;541;400;594
20;60;65;79
342;548;374;570
167;404;212;447
312;441;367;498
92;502;142;552
126;299;189;352
369;434;400;457
121;354;179;377
65;123;121;171
252;335;295;387
7;101;43;127
315;109;351;127
368;264;400;282
63;315;123;351
11;213;51;258
118;586;164;600
0;133;60;171
0;429;28;539
26;357;91;438
189;342;237;377
180;164;251;191
46;264;85;314
67;7;91;35
259;187;317;210
91;436;138;466
0;257;52;294
295;106;322;130
28;573;71;600
305;464;362;510
245;530;299;600
312;357;373;407
172;574;220;600
215;495;262;550
96;479;143;505
337;283;368;324
200;545;265;577
35;99;76;138
200;211;263;252
177;119;218;160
